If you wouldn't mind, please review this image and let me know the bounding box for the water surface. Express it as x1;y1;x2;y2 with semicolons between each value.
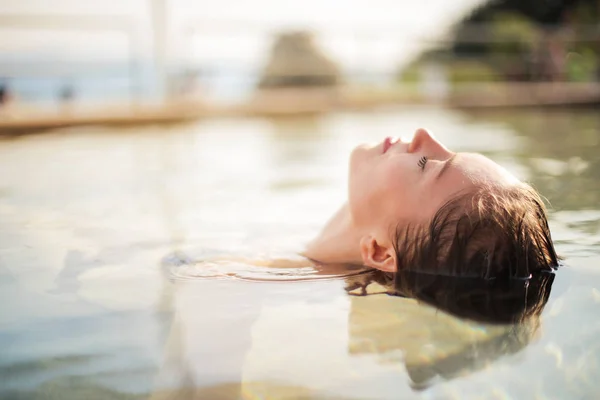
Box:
0;107;598;399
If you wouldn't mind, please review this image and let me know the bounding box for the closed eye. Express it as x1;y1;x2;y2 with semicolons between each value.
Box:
417;156;428;170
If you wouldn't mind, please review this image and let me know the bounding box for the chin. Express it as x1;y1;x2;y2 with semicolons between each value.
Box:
348;146;364;179
350;143;375;165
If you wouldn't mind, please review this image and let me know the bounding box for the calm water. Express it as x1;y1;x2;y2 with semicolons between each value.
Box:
0;107;599;399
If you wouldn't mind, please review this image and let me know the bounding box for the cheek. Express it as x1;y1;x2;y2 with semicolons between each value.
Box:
350;158;408;224
349;147;374;195
377;157;412;195
372;161;417;217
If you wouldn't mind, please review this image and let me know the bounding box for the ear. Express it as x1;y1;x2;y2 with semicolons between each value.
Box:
359;235;397;272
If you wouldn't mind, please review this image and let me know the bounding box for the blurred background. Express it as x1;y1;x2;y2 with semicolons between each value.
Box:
0;0;598;129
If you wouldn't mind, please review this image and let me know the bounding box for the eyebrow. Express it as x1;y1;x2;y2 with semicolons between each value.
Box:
435;153;458;182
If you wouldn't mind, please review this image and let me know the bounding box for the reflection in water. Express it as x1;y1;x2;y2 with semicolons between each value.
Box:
150;278;275;400
151;264;556;398
150;382;325;400
0;376;145;400
265;116;338;194
345;269;555;390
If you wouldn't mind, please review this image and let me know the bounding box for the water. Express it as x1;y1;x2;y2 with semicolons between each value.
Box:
1;64;259;105
0;107;598;399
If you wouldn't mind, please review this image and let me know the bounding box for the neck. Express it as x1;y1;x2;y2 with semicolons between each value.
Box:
303;203;363;265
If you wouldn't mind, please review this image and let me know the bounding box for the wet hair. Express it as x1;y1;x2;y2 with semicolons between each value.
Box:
393;183;559;280
396;268;554;324
372;183;560;324
346;267;556;324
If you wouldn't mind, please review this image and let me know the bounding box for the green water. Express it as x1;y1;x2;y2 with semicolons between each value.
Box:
0;107;598;399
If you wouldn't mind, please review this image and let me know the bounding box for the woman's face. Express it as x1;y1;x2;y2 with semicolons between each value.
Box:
348;128;518;230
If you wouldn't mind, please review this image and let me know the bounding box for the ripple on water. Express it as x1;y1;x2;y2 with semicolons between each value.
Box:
161;251;371;282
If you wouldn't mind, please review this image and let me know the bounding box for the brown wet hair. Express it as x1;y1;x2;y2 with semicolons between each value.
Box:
346;267;556;324
393;183;558;280
348;183;562;324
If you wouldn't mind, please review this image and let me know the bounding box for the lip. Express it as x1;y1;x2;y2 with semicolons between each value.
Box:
382;137;396;154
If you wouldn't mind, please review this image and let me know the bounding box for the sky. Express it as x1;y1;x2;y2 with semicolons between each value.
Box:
0;0;484;76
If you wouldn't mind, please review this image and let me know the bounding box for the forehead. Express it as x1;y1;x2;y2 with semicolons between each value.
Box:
453;153;518;186
416;153;518;218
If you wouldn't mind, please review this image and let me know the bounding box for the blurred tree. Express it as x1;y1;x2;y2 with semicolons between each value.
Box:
453;0;599;80
457;0;597;27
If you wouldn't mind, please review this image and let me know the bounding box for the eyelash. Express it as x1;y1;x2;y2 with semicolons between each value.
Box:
417;156;428;170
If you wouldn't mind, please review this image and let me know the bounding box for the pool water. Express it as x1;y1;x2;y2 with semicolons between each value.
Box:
0;107;599;399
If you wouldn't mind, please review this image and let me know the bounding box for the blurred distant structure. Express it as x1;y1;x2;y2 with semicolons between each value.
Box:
0;81;10;107
59;82;74;102
58;81;75;114
151;0;169;102
166;67;202;100
258;32;340;89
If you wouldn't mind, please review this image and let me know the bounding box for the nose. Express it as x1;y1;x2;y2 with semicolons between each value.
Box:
409;128;453;160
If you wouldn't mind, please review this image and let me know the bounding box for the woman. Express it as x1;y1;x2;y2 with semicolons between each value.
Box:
304;128;559;280
154;130;561;396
